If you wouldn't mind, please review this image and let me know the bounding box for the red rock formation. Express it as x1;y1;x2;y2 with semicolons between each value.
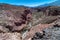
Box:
3;9;32;32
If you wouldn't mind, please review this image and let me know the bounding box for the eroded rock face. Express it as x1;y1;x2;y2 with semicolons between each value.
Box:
11;9;32;32
0;33;22;40
0;9;32;32
0;8;32;40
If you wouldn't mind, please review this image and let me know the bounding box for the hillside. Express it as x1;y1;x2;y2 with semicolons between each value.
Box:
0;3;60;40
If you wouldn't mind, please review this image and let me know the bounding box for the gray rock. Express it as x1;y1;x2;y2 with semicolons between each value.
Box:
32;25;60;40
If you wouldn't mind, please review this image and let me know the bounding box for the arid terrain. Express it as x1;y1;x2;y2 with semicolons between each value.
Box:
0;3;60;40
